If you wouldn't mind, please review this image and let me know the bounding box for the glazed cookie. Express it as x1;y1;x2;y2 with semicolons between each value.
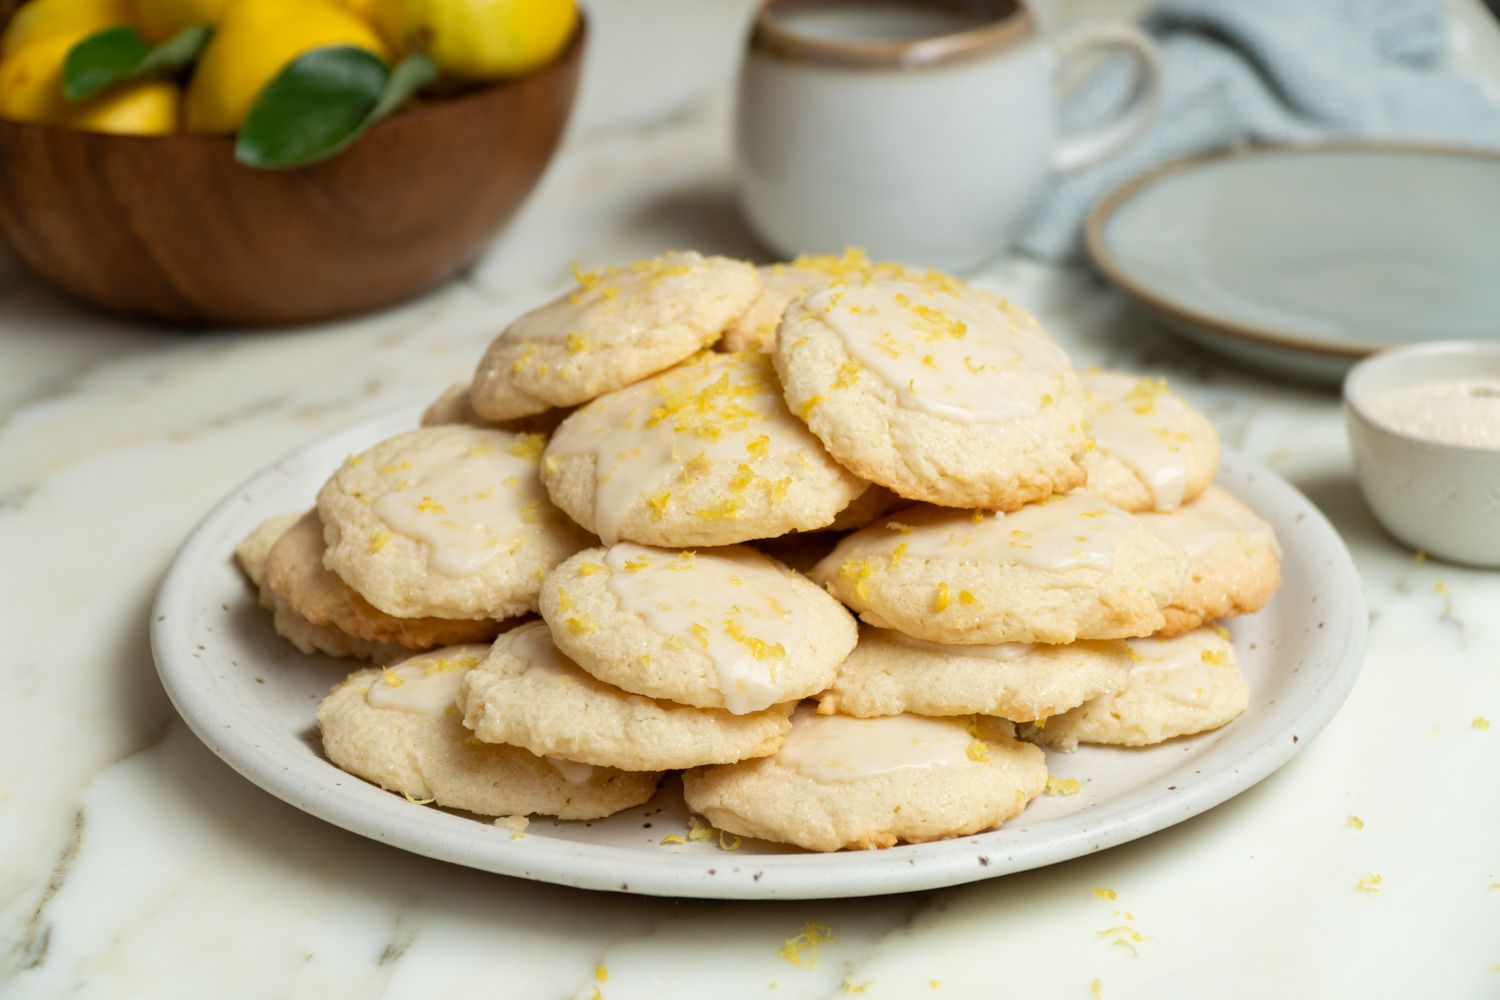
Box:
318;646;660;819
470;252;762;420
774;276;1088;509
1078;371;1220;511
818;626;1131;723
460;622;795;770
683;708;1046;851
420;382;569;436
812;494;1188;644
318;424;593;620
236;513;407;662
1024;627;1249;750
825;484;906;533
539;544;857;713
1138;486;1280;636
720;249;908;353
267;511;507;648
542;350;867;546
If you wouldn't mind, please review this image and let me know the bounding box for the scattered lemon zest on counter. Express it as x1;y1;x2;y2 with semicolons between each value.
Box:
929;981;941;990
1355;873;1382;895
1047;776;1081;797
1092;887;1117;901
1434;580;1448;595
843;978;871;994
401;791;435;805
595;963;609;982
1347;815;1364;830
1474;717;1491;730
1097;917;1145;958
778;922;834;968
1091;979;1103;999
660;834;686;846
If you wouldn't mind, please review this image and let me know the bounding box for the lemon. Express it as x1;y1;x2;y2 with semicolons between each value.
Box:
64;78;178;133
130;0;234;44
375;0;576;81
183;0;391;134
0;31;177;133
1;0;131;58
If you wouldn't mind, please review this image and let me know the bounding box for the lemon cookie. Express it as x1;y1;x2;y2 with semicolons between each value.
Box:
774;276;1087;509
720;249;908;353
542;350;866;546
1078;371;1219;512
469;252;762;420
318;646;660;819
420;382;569;436
236;513;407;661
317;424;593;621
818;626;1131;723
1025;627;1249;750
266;511;504;648
460;622;794;770
683;708;1046;851
1138;486;1280;636
812;495;1187;644
539;544;857;714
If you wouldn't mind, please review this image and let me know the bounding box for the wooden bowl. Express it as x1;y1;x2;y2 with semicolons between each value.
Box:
0;18;585;326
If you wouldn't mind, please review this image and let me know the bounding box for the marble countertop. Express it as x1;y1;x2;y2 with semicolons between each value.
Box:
4;2;1498;997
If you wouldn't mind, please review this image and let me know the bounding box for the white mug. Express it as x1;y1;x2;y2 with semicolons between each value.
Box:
735;0;1162;271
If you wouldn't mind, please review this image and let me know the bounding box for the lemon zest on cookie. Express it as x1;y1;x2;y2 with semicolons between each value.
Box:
683;453;713;479
839;559;875;601
1200;648;1229;666
800;395;824;420
889;543;908;567
932;583;951;612
512;343;536;374
565;615;595;635
380;668;406;688
965;739;991;763
623;556;650;572
884;520;913;534
506;433;547;459
746;434;770;458
367;527;391;553
648;490;672;520
958;589;978;606
731;464;756;492
416;496;446;514
1125;645;1142;662
577;561;604;576
696;498;743;520
690;623;711;648
566;333;589;354
554;586;575;612
834;360;863;388
726;618;786;661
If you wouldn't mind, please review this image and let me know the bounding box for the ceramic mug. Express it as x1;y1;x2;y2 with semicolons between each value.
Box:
736;0;1162;270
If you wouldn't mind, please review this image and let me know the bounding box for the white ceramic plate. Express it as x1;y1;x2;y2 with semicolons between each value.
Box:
1086;143;1500;384
152;408;1366;900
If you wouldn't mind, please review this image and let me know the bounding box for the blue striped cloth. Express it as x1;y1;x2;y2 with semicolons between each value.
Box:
1018;0;1500;260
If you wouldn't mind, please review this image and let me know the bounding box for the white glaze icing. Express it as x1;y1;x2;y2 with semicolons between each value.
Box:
1083;371;1197;510
806;278;1073;424
828;494;1135;574
544;757;595;785
505;251;708;344
775;705;973;782
603;543;809;715
888;630;1031;660
1125;629;1234;709
507;621;576;676
545;352;823;544
1366;376;1500;450
1137;486;1278;558
364;644;492;715
372;426;552;577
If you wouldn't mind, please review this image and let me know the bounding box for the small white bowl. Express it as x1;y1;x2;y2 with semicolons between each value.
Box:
1344;340;1500;567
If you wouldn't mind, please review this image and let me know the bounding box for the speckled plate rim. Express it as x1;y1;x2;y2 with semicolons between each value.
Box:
151;407;1366;900
1084;141;1500;362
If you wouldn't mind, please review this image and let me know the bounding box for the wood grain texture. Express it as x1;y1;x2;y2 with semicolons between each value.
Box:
0;18;585;327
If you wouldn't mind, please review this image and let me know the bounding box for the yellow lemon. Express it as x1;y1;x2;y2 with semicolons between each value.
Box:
0;32;177;133
375;0;576;81
130;0;234;44
0;31;85;123
63;78;178;133
183;0;391;134
1;0;131;58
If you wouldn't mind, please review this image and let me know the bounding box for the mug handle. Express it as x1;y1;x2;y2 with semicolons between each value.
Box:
1050;23;1162;172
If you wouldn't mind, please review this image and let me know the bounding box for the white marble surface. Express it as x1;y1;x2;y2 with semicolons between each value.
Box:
3;2;1500;997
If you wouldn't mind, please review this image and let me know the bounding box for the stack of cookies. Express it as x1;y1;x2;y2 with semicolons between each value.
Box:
235;249;1281;852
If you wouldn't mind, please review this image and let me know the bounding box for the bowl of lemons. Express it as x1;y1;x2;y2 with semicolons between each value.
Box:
0;0;584;325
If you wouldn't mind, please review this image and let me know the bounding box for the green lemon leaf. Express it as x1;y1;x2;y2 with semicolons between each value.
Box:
62;26;151;101
62;24;213;102
235;50;437;170
138;24;213;76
